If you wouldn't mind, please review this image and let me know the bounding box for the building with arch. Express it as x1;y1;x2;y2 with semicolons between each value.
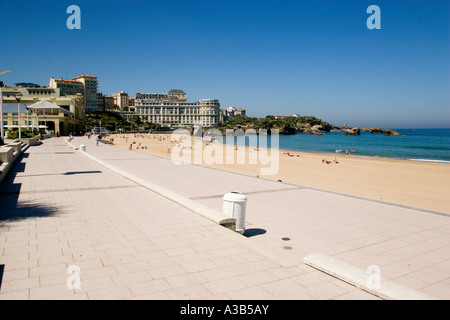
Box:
1;85;84;135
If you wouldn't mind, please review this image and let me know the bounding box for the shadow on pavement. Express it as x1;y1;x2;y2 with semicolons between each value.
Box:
0;151;60;224
243;228;267;237
0;200;60;223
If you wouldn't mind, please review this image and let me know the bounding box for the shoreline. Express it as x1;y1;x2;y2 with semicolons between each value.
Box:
106;133;450;214
282;149;450;165
109;132;450;164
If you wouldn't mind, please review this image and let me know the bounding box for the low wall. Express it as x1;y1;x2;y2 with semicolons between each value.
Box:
8;142;22;153
0;143;29;185
0;147;14;164
20;136;41;146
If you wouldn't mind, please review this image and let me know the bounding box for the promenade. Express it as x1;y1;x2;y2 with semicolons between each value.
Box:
0;136;449;300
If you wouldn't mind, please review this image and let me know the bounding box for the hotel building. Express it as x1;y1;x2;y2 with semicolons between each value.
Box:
225;106;246;117
97;92;115;111
49;74;98;111
112;91;129;111
135;89;220;127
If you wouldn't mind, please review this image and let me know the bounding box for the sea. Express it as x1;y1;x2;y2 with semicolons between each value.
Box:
221;129;450;163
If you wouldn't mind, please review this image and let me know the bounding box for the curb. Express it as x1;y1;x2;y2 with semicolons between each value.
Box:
304;253;437;300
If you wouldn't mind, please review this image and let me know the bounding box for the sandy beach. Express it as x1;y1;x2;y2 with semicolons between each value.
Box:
107;133;450;214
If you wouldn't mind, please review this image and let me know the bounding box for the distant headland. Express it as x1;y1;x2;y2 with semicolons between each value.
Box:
216;114;401;136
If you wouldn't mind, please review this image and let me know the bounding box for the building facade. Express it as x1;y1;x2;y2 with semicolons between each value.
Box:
135;89;220;127
1;85;85;135
225;106;246;117
49;78;84;97
97;92;115;111
112;91;129;111
50;74;98;111
72;74;98;111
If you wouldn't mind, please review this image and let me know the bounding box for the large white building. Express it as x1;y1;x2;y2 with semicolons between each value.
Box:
135;89;220;127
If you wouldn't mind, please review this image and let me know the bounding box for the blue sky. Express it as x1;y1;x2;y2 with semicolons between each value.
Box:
0;0;449;128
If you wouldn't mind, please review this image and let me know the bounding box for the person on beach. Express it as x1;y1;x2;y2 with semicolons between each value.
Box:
95;135;101;146
322;158;338;164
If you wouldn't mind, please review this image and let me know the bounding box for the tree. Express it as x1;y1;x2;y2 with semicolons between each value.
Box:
85;111;129;131
131;115;142;125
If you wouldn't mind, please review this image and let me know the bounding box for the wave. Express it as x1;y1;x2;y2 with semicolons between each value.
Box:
408;159;450;164
406;145;450;151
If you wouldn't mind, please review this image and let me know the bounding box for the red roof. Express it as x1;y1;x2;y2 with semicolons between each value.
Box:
51;78;82;83
73;74;97;79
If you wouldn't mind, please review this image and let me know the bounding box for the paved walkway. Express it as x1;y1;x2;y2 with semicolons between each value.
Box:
0;136;448;299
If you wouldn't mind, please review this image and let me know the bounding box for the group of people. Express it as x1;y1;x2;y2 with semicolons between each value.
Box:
84;131;103;146
128;141;148;151
322;158;339;164
282;150;300;157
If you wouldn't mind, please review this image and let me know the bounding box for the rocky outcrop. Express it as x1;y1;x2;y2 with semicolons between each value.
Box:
279;125;297;135
304;124;326;135
382;129;401;136
330;125;361;135
300;124;400;136
343;127;361;136
361;128;401;135
361;127;384;134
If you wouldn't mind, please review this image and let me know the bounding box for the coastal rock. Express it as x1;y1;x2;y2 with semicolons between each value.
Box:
279;125;297;135
361;127;384;134
330;125;343;133
343;127;361;136
361;128;401;135
370;128;384;134
383;129;401;136
304;124;326;135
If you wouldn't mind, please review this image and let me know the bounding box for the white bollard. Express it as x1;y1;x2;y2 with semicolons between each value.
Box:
80;144;86;152
223;192;247;234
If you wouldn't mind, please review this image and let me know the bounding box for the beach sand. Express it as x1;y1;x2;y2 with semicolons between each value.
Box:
107;133;450;214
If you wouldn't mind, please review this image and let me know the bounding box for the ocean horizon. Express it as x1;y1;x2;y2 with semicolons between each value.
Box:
222;128;450;163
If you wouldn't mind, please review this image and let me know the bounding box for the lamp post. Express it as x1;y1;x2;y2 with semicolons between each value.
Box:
0;83;3;143
0;70;12;142
15;93;23;139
